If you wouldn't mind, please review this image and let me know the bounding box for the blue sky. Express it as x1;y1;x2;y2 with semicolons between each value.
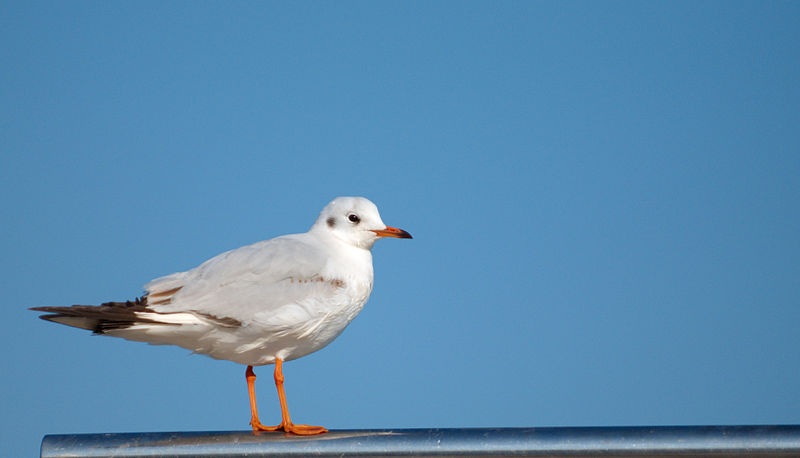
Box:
2;1;799;455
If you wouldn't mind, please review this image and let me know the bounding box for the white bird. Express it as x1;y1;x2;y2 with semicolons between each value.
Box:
32;196;412;435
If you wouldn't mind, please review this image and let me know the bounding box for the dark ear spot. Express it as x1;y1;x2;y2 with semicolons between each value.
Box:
326;217;336;228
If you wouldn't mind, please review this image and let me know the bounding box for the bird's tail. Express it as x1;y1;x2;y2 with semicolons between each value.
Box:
30;297;160;334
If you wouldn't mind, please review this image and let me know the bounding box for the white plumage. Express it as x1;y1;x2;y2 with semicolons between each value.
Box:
118;231;374;365
33;196;411;435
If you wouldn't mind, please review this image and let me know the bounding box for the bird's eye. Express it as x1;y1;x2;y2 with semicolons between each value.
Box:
347;213;360;224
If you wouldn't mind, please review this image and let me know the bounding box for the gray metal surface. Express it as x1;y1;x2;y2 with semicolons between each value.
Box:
41;425;800;457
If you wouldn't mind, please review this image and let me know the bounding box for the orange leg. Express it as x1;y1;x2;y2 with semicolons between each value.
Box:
246;359;328;435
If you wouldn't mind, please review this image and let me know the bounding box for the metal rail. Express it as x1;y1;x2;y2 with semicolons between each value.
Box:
41;425;800;457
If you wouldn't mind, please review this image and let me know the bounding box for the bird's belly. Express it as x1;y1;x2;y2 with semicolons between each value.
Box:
202;286;371;366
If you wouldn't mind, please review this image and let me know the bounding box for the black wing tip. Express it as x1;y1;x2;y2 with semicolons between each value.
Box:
30;299;153;334
30;306;54;312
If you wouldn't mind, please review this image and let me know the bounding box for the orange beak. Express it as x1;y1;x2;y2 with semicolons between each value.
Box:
371;226;413;239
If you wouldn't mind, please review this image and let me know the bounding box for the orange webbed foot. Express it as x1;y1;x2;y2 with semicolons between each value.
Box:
283;423;328;435
246;361;328;436
251;419;327;435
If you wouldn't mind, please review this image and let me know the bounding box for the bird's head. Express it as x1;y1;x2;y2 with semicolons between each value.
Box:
312;196;412;249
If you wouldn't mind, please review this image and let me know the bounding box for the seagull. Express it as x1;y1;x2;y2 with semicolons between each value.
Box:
31;196;412;435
